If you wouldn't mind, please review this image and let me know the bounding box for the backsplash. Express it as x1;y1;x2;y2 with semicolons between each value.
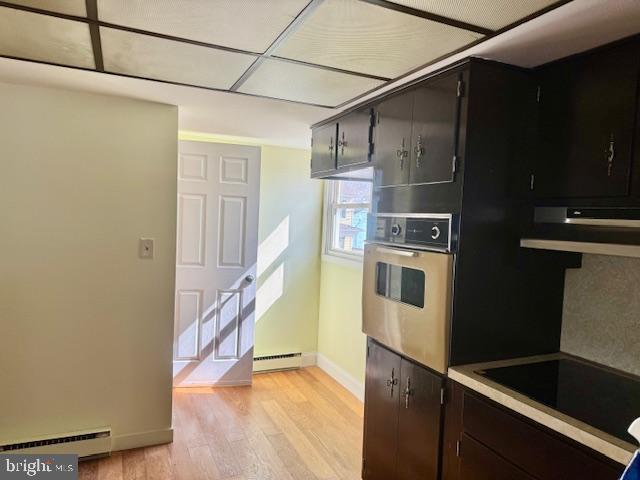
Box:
561;254;640;376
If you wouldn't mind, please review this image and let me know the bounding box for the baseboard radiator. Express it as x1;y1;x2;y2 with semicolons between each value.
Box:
253;352;302;373
0;428;112;458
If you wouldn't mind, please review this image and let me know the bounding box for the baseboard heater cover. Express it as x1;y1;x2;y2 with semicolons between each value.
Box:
0;428;112;458
253;352;302;372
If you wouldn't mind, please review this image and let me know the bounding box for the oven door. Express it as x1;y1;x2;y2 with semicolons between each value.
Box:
362;243;453;373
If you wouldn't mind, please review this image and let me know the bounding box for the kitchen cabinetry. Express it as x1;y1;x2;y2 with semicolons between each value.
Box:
310;122;337;176
534;39;640;200
442;381;624;480
363;339;443;480
372;72;462;187
336;108;373;169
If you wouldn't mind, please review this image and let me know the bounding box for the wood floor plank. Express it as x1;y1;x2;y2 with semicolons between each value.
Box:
79;368;363;480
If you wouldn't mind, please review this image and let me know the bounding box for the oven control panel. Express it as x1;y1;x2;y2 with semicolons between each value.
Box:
369;214;452;251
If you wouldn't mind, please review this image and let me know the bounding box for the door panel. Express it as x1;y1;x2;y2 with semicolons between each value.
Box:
410;73;460;185
459;434;535;480
363;339;401;480
396;359;444;480
536;42;640;198
373;92;414;187
174;141;260;387
311;123;337;175
337;108;373;168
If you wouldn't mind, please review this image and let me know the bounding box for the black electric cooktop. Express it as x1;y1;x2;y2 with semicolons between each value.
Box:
479;358;640;444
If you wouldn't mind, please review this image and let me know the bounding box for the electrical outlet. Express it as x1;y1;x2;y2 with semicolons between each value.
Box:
139;238;154;259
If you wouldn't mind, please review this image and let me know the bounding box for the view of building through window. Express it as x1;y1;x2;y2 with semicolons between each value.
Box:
327;180;372;256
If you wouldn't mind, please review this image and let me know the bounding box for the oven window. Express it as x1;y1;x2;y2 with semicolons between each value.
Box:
375;262;425;308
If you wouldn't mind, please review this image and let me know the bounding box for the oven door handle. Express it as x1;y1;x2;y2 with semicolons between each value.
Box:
375;246;418;257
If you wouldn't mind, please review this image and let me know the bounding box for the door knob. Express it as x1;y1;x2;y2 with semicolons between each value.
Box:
244;275;255;284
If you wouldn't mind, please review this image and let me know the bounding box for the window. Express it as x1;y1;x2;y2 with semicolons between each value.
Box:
323;180;372;260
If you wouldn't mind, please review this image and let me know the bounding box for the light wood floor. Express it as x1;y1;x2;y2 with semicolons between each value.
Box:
79;367;364;480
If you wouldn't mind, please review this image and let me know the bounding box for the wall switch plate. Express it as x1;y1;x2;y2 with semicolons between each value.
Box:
139;238;154;259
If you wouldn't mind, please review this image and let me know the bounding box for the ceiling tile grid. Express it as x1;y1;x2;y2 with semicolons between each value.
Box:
274;0;484;78
0;0;570;107
100;27;257;90
97;0;311;53
0;6;94;69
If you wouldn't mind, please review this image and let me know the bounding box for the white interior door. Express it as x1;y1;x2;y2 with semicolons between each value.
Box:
173;141;260;387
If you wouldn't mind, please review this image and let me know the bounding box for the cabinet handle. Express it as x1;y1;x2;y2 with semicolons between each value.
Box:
403;377;412;409
414;134;425;168
606;134;615;177
396;138;409;170
329;136;334;154
338;131;347;156
386;368;398;397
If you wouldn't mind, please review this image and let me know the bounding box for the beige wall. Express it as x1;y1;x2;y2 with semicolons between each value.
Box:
317;260;367;393
561;254;640;376
254;146;323;357
0;82;177;450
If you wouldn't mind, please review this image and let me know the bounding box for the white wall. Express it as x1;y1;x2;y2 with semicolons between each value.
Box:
0;82;178;451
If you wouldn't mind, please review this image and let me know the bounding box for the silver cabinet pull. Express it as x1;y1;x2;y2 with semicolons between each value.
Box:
606;134;615;177
386;368;398;397
403;377;412;409
329;136;334;153
338;131;347;156
396;137;409;170
414;135;425;168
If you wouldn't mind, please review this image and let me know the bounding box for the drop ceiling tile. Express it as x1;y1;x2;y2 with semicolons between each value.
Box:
0;6;94;68
97;0;310;53
274;0;483;78
2;0;86;17
237;59;385;107
101;27;257;90
386;0;561;30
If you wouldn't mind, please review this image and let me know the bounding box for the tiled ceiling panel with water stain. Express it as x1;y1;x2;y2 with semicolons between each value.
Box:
0;0;569;107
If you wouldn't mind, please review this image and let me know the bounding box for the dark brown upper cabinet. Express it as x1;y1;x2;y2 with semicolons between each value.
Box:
363;339;443;480
372;91;414;187
534;40;640;200
336;108;374;169
409;72;461;185
310;122;337;176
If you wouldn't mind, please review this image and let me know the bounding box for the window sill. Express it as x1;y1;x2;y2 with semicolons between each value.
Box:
321;252;364;269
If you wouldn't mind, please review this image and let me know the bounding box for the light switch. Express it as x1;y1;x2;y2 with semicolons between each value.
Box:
139;238;155;259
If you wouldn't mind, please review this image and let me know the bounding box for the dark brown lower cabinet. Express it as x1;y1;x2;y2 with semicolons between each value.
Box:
443;380;625;480
363;339;444;480
459;434;534;480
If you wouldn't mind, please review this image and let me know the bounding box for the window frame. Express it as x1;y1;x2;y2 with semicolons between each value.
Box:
322;179;372;264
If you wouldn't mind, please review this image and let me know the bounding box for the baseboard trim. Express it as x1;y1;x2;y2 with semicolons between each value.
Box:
112;428;173;452
316;354;365;402
301;352;317;368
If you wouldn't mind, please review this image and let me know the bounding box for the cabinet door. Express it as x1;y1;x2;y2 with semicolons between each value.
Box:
363;340;401;480
459;434;535;480
396;359;443;480
373;92;414;187
337;109;373;168
311;123;337;175
409;72;461;185
536;42;640;198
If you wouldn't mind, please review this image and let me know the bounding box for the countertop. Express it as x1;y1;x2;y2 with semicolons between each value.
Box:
448;353;636;466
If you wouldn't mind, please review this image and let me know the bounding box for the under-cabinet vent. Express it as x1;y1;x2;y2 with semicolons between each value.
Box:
253;352;302;373
0;428;111;458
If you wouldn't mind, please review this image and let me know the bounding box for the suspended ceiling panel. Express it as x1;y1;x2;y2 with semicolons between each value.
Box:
0;7;94;68
101;27;256;90
238;58;384;107
1;0;87;17
97;0;311;53
275;0;483;78
387;0;561;30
